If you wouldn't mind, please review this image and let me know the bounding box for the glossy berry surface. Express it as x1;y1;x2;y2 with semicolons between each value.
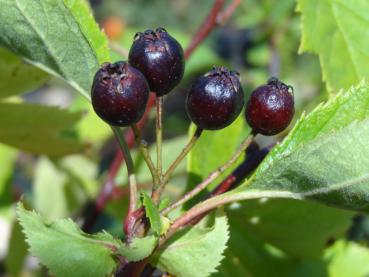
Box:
245;77;294;135
91;61;149;126
128;27;185;96
186;67;244;130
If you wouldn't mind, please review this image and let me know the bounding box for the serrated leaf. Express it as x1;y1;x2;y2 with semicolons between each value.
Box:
254;81;369;175
248;118;369;210
0;102;85;156
297;0;369;92
17;203;121;277
0;47;49;99
152;212;229;277
0;0;110;99
141;191;162;235
118;235;157;262
240;82;369;211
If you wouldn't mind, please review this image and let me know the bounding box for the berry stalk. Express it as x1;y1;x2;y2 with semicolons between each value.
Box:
155;95;164;186
163;127;203;185
152;127;203;203
111;126;138;214
161;134;254;215
131;124;160;187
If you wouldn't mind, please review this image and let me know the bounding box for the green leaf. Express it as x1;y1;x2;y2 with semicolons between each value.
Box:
188;115;248;190
237;82;369;211
297;0;369;92
0;0;110;99
248;118;369;210
118;235;157;262
17;202;120;277
33;158;68;221
227;199;353;258
141;191;162;235
152;212;229;277
0;102;85;156
0;47;49;99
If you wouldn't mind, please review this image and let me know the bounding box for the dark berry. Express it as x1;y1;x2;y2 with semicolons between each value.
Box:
186;67;244;130
91;61;149;126
128;27;185;96
245;77;294;135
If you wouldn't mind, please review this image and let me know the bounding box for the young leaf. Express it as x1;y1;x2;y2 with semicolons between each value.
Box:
118;235;157;262
151;212;229;277
0;102;85;156
141;191;162;235
297;0;369;92
0;0;110;99
0;47;49;99
17;203;121;277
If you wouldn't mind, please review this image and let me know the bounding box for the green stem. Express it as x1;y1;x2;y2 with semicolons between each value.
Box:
131;124;160;187
162;127;203;185
156;96;163;183
111;126;137;213
161;135;254;215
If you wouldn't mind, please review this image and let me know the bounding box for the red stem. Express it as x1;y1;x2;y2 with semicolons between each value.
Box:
184;0;225;59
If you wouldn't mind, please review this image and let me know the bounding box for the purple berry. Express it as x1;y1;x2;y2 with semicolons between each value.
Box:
91;61;149;126
128;28;185;96
186;67;244;130
245;77;295;135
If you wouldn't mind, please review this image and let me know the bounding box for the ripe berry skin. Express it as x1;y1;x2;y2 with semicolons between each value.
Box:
245;77;294;135
91;61;149;126
128;28;185;96
186;67;244;130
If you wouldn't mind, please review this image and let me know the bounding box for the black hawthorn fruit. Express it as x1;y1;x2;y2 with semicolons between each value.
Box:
91;61;149;126
245;77;294;135
186;67;244;130
128;27;185;96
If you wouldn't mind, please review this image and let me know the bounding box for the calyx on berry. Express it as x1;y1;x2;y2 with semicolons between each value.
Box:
186;66;244;130
128;27;185;96
245;77;295;135
91;61;149;127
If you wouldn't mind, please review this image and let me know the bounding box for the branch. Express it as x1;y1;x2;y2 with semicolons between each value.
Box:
164;190;300;240
184;0;242;59
184;0;225;59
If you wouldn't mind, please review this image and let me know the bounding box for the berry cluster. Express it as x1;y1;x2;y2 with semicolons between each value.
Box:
91;27;295;134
